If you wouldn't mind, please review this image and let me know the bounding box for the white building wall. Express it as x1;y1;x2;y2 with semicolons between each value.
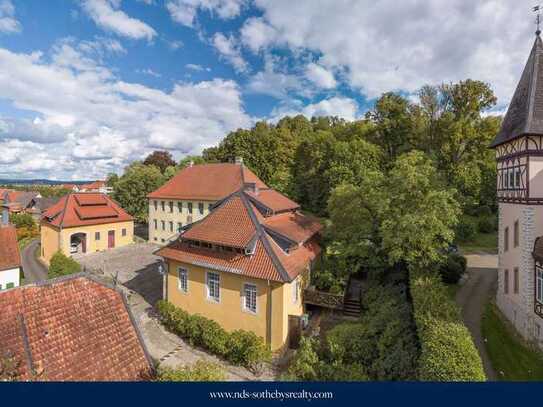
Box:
0;267;20;290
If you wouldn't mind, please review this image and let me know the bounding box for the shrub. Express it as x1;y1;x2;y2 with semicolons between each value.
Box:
475;205;492;218
157;361;225;381
10;213;35;229
284;337;321;381
455;218;477;242
478;217;494;234
410;269;486;381
48;251;81;278
439;253;467;284
156;300;270;369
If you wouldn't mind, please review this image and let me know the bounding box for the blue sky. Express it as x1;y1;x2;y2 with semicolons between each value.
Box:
0;0;538;180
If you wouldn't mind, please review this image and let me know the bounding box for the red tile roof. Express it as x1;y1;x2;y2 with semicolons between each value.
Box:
0;226;21;271
41;193;133;228
246;188;300;214
80;180;106;191
148;163;267;201
0;275;153;381
157;188;321;283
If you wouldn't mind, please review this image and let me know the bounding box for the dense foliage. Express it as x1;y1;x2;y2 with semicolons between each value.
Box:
410;269;485;381
143;150;176;173
286;278;418;381
0;352;20;382
157;361;225;382
156;300;270;370
48;251;81;278
10;213;35;229
112;162;166;222
439;253;467;285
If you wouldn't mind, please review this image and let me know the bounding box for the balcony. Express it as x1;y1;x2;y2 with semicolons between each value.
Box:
303;288;344;310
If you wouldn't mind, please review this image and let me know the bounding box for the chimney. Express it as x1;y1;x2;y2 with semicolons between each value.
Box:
235;157;243;165
246;182;258;195
1;205;9;227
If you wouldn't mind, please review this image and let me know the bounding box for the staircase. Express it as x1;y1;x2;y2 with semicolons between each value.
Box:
342;276;363;317
343;298;361;317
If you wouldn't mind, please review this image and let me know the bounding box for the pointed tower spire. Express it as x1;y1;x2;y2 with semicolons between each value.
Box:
490;34;543;147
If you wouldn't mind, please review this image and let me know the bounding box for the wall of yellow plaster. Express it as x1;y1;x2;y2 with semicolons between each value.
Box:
165;259;305;351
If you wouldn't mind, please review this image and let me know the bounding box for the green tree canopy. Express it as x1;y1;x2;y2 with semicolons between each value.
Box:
112;162;165;222
143;150;176;173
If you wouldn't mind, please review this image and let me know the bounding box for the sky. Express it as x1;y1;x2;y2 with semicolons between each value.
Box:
0;0;539;180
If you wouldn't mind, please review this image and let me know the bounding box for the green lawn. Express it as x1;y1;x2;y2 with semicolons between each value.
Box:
459;231;498;254
482;302;543;381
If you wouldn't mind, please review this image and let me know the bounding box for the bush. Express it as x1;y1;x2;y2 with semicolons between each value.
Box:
156;300;270;369
48;251;81;278
478;217;494;234
410;269;486;381
10;213;35;229
284;337;321;381
455;218;477;242
439;253;467;284
475;205;492;218
157;361;225;381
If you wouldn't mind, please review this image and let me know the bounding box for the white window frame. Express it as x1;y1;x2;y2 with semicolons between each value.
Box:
178;267;188;293
206;272;220;303
537;266;543;304
242;283;257;314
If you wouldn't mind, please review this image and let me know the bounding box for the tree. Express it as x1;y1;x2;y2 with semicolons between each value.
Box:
49;251;81;278
327;151;460;272
143;150;176;173
106;173;119;188
112;162;165;222
10;213;35;229
0;351;20;381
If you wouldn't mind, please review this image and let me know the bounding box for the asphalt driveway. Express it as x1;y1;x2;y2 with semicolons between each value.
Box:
21;239;48;283
456;253;498;381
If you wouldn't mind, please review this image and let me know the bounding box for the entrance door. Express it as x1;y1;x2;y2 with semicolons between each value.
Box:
108;230;115;248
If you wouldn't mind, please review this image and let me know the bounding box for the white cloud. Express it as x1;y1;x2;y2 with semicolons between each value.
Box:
166;0;245;27
167;39;184;50
137;68;161;77
212;32;248;73
250;0;535;104
0;0;20;34
271;97;359;122
186;63;211;72
82;0;156;41
0;43;251;179
305;62;336;89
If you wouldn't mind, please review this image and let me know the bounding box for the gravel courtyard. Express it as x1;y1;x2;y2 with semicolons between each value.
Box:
75;243;283;381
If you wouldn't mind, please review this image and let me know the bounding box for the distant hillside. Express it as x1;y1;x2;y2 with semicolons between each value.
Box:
0;179;92;186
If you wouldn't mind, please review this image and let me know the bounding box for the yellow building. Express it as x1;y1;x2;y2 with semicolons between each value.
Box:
40;193;134;264
147;160;267;245
156;186;321;352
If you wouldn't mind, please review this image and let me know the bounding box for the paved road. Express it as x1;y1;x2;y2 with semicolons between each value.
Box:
21;239;48;283
456;253;498;381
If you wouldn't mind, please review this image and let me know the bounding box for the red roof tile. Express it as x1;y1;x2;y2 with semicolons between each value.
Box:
157;188;321;283
0;226;21;271
246;189;300;213
148;163;267;200
264;212;323;244
41;193;133;228
0;275;152;381
80;180;106;191
182;196;256;248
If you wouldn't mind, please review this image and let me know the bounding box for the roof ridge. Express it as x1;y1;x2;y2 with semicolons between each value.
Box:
239;191;291;282
58;193;71;228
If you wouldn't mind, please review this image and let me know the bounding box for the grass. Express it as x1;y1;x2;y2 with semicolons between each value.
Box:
482;302;543;381
459;231;498;254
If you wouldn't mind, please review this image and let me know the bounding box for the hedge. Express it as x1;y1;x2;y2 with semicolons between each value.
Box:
49;251;81;278
157;361;225;381
410;270;486;381
156;300;270;370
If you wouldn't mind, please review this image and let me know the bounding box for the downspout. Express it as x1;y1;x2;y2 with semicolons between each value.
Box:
266;280;272;348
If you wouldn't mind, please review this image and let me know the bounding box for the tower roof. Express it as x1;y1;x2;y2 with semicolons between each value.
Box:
491;34;543;148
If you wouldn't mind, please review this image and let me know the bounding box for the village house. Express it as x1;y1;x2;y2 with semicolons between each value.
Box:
492;31;543;348
0;274;153;381
148;159;266;244
40;193;134;264
0;189;59;222
79;180;112;194
156;184;322;352
0;206;21;290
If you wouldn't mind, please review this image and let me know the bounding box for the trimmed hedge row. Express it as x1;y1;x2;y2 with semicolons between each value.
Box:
156;300;270;370
410;270;486;381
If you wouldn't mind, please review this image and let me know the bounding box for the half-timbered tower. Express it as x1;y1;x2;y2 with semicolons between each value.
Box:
491;32;543;345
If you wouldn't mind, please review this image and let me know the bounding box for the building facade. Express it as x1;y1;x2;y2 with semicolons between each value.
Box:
156;186;321;352
0;209;21;290
492;33;543;347
147;161;267;244
40;193;134;264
